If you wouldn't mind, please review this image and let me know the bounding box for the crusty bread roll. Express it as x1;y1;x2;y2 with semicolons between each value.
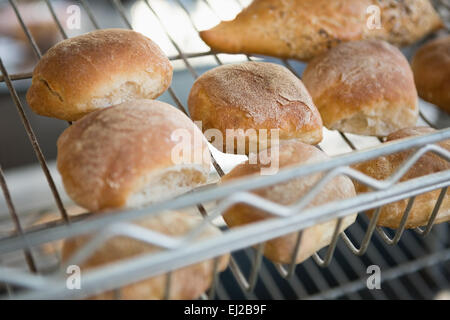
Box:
303;40;418;137
411;35;450;113
61;211;230;300
57;99;211;212
200;0;442;62
353;127;450;229
221;140;357;264
188;62;323;155
26;29;172;121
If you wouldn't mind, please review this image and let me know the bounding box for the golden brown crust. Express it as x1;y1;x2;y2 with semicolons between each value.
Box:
200;0;442;62
61;211;230;300
26;29;173;121
411;35;450;113
221;140;357;264
352;127;450;229
57;100;211;212
303;40;418;136
188;62;323;154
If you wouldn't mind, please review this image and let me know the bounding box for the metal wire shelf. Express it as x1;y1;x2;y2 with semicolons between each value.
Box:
0;0;449;300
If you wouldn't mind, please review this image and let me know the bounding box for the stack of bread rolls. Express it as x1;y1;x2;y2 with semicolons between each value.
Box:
26;29;227;299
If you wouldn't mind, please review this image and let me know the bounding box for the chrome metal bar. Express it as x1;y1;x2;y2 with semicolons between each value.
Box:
9;0;42;59
0;165;36;273
44;0;68;39
0;58;69;222
247;242;265;292
0;72;33;82
275;231;303;279
376;197;416;245
79;0;101;29
1;140;449;254
144;0;199;78
2;171;449;299
111;0;132;29
415;187;448;236
163;271;172;300
108;1;227;301
207;257;220;299
341;208;382;255
313;218;343;267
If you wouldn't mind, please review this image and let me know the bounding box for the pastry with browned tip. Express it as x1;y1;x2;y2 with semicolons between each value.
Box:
200;0;442;62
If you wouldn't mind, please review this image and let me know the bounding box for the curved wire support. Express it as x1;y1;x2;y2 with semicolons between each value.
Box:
247;243;265;292
207;257;221;299
227;243;265;293
341;208;382;256
376;196;416;245
415;186;448;236
275;231;304;279
313;218;344;267
163;271;172;300
228;256;250;291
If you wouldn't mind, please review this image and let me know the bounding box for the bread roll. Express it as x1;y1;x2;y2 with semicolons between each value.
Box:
411;35;450;113
26;29;172;121
61;211;230;300
200;0;442;62
221;140;357;264
57;100;211;212
188;62;323;155
353;127;450;229
303;40;418;136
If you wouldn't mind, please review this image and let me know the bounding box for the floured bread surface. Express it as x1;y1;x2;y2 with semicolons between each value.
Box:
57;100;211;212
27;29;173;121
303;40;418;136
188;61;323;154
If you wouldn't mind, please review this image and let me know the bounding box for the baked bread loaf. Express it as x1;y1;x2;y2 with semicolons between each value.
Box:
411;35;450;113
221;140;357;264
26;29;172;121
61;211;230;300
57;99;211;212
352;127;450;229
303;40;418;136
200;0;442;62
188;62;323;155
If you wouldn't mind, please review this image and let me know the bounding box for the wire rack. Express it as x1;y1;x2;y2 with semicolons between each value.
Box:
0;0;449;300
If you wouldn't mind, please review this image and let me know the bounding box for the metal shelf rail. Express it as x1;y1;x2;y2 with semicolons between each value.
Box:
0;0;449;300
